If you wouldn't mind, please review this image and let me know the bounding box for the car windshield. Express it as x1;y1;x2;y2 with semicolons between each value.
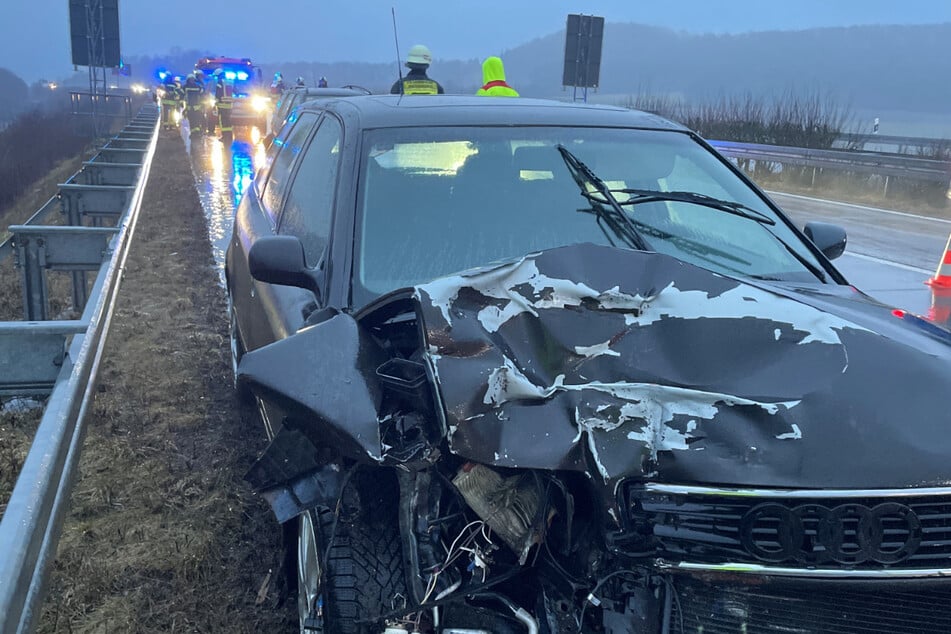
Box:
354;126;826;302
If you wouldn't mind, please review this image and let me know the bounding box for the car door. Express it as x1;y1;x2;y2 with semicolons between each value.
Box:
230;110;321;353
275;114;344;301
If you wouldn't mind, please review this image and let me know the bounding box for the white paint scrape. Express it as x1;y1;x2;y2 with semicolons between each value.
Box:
481;354;802;473
625;282;869;346
574;341;621;358
418;258;648;331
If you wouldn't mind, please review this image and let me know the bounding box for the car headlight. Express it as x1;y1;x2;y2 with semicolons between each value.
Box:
251;96;270;112
206;96;216;107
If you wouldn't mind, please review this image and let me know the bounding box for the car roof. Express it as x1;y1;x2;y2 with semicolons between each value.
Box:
288;87;366;98
302;95;688;131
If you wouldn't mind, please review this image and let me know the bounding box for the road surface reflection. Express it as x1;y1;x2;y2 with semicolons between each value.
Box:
184;125;267;284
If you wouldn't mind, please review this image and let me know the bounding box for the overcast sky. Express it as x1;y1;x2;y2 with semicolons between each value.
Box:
4;0;951;81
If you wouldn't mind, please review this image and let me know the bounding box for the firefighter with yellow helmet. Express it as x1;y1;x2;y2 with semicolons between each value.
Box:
390;44;444;95
214;69;234;138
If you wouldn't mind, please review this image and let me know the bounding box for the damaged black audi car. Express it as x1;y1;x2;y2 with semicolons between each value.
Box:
225;95;951;634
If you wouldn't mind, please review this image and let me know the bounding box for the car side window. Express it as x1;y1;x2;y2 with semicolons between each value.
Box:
260;112;319;222
278;116;343;267
256;111;300;193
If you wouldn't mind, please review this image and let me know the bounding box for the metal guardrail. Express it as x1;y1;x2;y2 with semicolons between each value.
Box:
837;133;951;153
709;140;951;190
0;105;159;634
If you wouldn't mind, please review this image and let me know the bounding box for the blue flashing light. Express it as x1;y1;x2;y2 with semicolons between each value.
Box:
225;71;237;80
236;71;249;81
158;71;168;79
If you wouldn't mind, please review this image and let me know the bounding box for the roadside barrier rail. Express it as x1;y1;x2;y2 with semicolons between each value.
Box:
709;140;950;182
836;133;950;153
0;105;159;634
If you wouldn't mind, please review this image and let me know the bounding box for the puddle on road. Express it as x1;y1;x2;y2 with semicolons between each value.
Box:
184;125;267;285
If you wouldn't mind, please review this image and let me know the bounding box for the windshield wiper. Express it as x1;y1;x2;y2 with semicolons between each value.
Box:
556;145;650;251
556;146;827;282
614;188;827;282
613;189;776;225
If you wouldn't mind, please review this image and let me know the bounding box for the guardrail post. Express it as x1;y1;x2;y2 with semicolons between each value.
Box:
11;226;119;319
15;234;50;321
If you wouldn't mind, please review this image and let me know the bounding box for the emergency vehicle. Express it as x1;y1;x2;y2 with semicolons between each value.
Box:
195;56;271;131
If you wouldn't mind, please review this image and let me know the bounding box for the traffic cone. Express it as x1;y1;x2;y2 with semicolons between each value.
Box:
929;287;951;327
926;233;951;288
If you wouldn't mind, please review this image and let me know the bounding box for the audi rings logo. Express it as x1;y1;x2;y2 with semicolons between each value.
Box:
739;502;922;565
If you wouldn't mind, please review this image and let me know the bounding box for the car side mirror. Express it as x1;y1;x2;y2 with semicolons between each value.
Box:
803;222;847;261
248;235;321;296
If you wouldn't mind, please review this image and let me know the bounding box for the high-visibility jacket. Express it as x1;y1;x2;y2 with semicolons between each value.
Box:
215;81;233;109
390;68;444;95
476;57;519;97
161;84;182;106
184;82;203;109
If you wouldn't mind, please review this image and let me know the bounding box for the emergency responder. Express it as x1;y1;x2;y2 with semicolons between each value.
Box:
318;76;328;88
476;56;519;97
173;77;185;114
295;76;306;87
161;77;182;129
271;72;286;95
183;73;204;135
215;70;234;139
390;44;444;95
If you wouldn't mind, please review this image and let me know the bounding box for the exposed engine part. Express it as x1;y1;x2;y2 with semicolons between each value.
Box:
453;463;546;564
472;592;540;634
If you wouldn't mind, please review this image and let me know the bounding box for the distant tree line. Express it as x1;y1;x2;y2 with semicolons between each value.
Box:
0;104;92;211
623;92;858;149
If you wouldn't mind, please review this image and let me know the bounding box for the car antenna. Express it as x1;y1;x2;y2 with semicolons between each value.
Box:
391;7;404;103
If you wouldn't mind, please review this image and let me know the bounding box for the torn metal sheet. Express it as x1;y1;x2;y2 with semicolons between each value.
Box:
245;426;346;522
414;243;951;489
237;311;388;461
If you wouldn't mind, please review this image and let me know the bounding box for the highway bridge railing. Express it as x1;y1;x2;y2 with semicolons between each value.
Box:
0;105;159;634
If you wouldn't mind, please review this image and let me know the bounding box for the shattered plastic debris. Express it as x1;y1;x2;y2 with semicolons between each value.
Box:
1;397;43;414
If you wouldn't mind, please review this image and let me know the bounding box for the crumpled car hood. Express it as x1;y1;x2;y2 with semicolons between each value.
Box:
415;243;951;489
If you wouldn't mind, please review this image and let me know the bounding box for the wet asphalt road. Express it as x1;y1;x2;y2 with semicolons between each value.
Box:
180;120;944;317
770;191;944;314
182;122;267;284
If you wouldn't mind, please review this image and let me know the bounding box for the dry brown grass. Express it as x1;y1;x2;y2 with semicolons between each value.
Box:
755;172;951;220
33;131;294;632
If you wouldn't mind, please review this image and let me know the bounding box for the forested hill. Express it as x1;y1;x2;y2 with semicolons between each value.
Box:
500;22;951;111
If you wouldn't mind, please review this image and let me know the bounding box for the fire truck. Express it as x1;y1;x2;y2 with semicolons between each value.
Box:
195;56;271;132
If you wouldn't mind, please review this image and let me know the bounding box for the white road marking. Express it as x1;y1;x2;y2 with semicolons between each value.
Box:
842;251;933;275
767;191;951;225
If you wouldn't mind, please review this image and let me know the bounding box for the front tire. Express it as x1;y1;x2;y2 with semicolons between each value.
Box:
298;474;407;633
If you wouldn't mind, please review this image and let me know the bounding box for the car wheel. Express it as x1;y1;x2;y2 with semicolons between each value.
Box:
228;299;254;404
299;477;407;633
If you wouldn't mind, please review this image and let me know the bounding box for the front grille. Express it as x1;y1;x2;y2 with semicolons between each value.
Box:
671;576;951;633
625;486;951;569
